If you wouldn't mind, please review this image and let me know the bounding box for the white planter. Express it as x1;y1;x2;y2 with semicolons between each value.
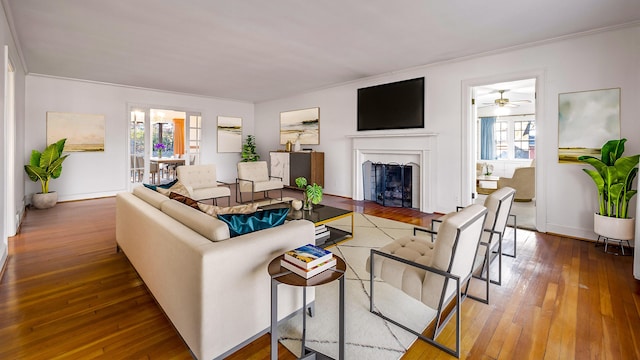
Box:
594;213;635;240
291;199;303;210
32;192;58;209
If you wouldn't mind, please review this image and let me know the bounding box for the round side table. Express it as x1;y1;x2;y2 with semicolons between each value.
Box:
268;254;346;360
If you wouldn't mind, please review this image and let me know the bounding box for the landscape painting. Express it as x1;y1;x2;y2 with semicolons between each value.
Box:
217;116;242;153
558;88;620;163
280;107;320;145
47;112;105;152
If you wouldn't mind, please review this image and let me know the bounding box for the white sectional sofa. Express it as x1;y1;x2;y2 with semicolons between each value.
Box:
116;186;315;359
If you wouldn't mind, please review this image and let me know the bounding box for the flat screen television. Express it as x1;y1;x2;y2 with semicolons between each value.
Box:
357;77;425;131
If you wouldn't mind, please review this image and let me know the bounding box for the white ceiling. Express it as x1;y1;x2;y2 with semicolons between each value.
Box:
5;1;640;103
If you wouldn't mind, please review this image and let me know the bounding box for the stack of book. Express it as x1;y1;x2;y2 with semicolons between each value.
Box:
281;243;337;279
315;224;330;243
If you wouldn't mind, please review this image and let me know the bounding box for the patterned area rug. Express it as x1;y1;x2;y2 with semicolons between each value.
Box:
278;213;436;360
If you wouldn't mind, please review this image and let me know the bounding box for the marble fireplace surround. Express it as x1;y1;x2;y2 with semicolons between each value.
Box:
348;133;437;213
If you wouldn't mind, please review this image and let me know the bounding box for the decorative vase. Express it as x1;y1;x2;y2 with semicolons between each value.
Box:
291;199;303;210
294;139;301;152
594;213;635;240
32;191;58;209
158;150;163;158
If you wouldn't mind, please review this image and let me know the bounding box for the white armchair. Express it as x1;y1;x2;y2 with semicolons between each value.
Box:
176;164;231;205
236;161;283;203
367;204;488;358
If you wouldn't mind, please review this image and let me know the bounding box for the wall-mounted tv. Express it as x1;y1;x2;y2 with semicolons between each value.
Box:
357;77;425;131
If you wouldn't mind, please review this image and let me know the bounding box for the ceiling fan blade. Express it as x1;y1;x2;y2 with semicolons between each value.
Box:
510;100;532;104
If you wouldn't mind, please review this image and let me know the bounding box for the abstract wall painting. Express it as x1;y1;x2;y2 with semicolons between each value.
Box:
280;107;320;145
558;88;620;163
46;112;105;152
217;116;242;153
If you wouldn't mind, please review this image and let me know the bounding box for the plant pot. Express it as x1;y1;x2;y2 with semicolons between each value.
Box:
594;213;635;240
32;191;58;209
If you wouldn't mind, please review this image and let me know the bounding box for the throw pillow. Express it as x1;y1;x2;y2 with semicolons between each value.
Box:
143;179;178;192
169;192;200;210
157;181;189;197
198;202;259;216
217;208;289;237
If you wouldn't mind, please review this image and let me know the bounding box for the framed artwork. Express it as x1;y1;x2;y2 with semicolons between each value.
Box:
46;112;105;152
558;88;620;163
217;116;242;153
280;107;320;145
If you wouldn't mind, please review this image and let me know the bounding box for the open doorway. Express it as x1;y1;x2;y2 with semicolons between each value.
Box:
128;106;201;188
473;78;537;230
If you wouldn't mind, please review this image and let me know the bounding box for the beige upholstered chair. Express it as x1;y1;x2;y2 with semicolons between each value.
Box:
236;161;283;203
498;166;535;201
176;164;231;205
367;204;487;358
432;187;516;304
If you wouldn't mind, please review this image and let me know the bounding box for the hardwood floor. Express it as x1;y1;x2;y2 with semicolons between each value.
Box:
1;189;639;359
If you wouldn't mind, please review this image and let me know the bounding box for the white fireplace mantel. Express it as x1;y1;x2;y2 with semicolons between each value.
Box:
348;133;438;213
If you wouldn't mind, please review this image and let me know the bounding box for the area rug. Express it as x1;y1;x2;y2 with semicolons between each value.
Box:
278;213;436;360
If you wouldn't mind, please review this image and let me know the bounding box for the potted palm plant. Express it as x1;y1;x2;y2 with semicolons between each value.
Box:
24;138;69;209
241;135;260;162
295;176;323;210
578;138;639;241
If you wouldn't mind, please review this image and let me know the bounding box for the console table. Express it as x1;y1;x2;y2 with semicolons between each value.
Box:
268;254;345;360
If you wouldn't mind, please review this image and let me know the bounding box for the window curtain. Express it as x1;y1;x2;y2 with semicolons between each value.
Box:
480;117;496;160
173;118;185;156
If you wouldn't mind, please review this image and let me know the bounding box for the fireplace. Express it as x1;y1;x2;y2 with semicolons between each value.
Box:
349;133;437;213
364;162;416;208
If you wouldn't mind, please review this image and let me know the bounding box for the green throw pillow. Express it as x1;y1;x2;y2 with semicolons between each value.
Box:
217;208;289;237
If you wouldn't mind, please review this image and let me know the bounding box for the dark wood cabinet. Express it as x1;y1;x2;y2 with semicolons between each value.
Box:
270;151;324;187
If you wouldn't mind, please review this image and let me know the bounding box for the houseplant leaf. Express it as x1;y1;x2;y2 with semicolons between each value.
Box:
601;138;626;165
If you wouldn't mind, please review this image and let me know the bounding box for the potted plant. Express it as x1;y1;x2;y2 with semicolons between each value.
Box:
24;138;70;209
241;135;260;162
578;138;639;241
295;176;323;210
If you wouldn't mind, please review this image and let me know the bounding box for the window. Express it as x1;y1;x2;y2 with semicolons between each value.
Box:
479;115;535;160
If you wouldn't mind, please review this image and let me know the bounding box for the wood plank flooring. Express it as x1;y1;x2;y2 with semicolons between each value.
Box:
0;188;638;359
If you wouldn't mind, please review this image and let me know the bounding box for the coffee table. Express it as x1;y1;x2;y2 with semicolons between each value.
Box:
260;203;354;247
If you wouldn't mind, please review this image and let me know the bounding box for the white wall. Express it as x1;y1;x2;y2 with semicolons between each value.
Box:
25;76;255;201
255;25;640;242
0;3;26;274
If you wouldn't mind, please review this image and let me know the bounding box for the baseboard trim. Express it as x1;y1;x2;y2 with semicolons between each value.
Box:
0;246;8;282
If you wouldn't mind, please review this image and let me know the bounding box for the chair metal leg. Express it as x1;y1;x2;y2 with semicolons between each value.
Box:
502;214;517;258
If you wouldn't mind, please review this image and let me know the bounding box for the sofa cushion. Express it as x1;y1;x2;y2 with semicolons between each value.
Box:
160;199;231;241
217;208;289;237
132;185;171;209
169;192;200;210
198;202;258;216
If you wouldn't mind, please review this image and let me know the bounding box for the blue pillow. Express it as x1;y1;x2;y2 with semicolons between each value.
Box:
218;208;289;237
143;179;178;192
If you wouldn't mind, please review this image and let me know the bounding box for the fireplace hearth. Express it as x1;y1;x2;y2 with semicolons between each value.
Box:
364;161;416;208
349;132;437;213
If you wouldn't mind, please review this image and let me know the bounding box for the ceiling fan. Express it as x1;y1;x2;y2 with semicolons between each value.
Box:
480;89;532;108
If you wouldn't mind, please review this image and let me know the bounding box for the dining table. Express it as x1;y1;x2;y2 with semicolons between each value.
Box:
150;157;185;183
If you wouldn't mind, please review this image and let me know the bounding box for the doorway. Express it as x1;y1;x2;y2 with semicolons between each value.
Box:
128;106;201;188
472;78;537;230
